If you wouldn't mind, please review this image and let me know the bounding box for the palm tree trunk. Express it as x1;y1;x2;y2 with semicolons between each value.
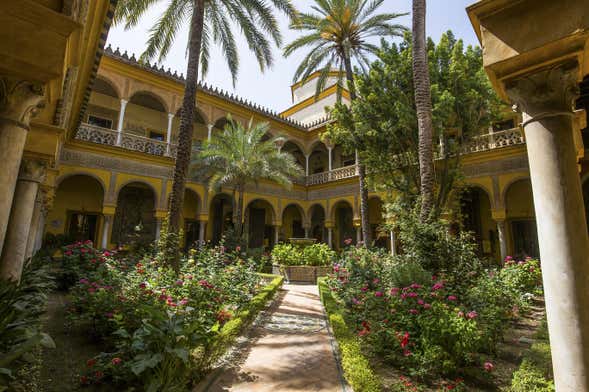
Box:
412;0;435;223
166;0;205;267
343;54;371;246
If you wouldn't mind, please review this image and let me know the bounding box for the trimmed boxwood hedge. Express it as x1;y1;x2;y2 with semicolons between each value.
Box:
205;273;284;364
318;277;382;392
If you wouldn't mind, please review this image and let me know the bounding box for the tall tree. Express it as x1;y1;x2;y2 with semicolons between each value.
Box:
284;0;407;246
192;118;303;239
330;33;502;215
114;0;296;267
412;0;435;222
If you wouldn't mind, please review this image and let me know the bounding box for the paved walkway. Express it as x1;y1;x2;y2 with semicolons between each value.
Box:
199;284;346;392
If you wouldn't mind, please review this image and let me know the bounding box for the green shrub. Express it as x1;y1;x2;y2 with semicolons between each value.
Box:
271;243;302;266
510;319;553;392
318;278;382;392
384;261;431;289
0;259;55;388
271;243;335;266
302;243;336;266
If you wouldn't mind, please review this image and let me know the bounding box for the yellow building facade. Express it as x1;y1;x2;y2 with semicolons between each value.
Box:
38;45;567;263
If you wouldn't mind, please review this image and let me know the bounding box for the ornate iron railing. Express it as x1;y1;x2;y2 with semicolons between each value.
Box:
76;123;176;157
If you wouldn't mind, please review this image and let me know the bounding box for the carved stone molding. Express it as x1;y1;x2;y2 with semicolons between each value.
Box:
505;61;580;117
18;160;46;184
0;77;45;130
62;0;89;24
462;155;529;178
54;66;79;128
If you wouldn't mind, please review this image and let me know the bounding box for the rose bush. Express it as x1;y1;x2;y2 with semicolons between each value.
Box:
65;243;261;390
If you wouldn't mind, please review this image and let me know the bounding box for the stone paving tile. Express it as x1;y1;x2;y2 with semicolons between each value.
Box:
201;284;345;392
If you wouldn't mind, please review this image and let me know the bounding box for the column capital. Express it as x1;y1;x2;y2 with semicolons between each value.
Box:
0;76;45;130
168;112;175;119
120;98;129;105
505;60;580;118
18;160;46;184
491;209;507;221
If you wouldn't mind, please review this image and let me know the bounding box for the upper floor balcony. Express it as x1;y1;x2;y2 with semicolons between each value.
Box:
74;122;526;185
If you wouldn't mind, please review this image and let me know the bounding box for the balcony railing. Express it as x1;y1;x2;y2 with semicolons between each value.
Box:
76;123;176;157
306;164;359;185
75;124;526;186
461;127;525;153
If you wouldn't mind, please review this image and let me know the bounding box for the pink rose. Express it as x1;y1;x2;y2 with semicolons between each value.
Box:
447;295;457;301
375;291;383;297
484;361;494;372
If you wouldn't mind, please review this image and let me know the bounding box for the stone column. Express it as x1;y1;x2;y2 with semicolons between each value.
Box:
100;215;113;249
390;230;397;256
24;194;44;261
496;220;507;262
304;226;311;239
274;225;280;245
116;98;128;146
328;147;333;172
33;188;54;254
0;160;46;282
154;218;163;242
506;61;589;392
207;123;213;141
0;77;45;256
166;112;174;155
198;221;206;244
327;227;333;248
305;154;310;177
355;226;362;244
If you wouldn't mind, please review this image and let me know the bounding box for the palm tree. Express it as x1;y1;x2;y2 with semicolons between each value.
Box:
114;0;296;267
411;0;435;222
192;118;303;239
284;0;407;247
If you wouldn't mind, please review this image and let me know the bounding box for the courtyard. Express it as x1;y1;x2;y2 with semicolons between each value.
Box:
1;0;589;391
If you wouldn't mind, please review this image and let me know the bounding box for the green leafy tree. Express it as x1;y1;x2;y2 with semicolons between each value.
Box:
191;118;303;240
329;32;502;216
114;0;296;268
284;0;407;247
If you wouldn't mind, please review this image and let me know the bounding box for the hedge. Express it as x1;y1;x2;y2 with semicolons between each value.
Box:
205;273;284;364
318;277;382;392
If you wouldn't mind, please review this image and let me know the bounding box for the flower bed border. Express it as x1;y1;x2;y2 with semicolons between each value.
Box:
205;273;284;364
317;277;382;392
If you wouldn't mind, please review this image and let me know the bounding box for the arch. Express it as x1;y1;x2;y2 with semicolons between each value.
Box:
328;198;354;222
93;76;121;99
56;171;107;195
504;178;538;259
128;90;168;113
282;141;306;169
245;198;276;248
115;179;159;208
213;116;231;131
111;181;157;246
307;141;329;174
332;200;355;249
175;106;208;124
308;203;326;243
460;185;496;259
46;174;106;244
281;203;306;240
500;175;531;209
183;188;201;220
209;193;234;245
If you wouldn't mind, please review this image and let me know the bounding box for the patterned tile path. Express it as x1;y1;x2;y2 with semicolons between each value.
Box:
197;284;347;392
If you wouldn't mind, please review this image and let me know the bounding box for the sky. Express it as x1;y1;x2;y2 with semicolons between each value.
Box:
106;0;479;113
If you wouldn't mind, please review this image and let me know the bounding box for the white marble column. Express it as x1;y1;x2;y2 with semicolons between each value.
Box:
328;147;333;172
116;99;128;146
390;230;396;256
305;154;310;177
0;77;44;256
274;226;280;245
24;194;44;261
198;221;206;244
304;226;311;239
496;220;507;262
100;215;113;249
507;62;589;391
327;227;333;248
355;226;361;244
207;123;213;141
154;218;163;241
0;160;46;282
166;113;174;155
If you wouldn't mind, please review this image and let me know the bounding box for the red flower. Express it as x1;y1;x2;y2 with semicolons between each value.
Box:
484;361;494;372
94;371;104;379
80;376;88;384
86;359;96;367
112;357;122;365
400;332;410;348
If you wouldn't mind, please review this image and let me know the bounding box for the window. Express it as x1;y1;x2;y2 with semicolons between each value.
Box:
149;131;164;141
342;155;355;167
88;115;112;129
